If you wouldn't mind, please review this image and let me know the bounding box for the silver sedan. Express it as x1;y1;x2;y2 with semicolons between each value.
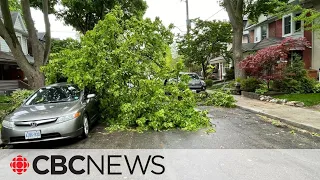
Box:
1;83;99;145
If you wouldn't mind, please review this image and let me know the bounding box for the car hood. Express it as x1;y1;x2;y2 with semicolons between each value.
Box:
6;101;82;122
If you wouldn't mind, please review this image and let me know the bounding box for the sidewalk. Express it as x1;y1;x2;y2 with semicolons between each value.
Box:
233;95;320;134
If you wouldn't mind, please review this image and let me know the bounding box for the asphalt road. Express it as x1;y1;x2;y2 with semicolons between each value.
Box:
8;107;320;149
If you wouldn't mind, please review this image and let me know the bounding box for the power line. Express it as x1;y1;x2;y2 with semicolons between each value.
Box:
205;8;224;21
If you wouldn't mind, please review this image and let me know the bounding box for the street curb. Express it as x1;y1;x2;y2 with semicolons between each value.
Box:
236;105;320;135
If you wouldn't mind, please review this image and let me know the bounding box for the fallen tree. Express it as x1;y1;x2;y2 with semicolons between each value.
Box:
43;8;211;132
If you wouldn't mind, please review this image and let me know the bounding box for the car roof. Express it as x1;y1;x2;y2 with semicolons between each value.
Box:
179;72;197;75
44;82;74;88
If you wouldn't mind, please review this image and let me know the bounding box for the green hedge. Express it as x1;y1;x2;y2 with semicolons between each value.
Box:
204;79;213;87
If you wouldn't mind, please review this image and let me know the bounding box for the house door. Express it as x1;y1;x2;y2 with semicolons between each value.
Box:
2;65;23;80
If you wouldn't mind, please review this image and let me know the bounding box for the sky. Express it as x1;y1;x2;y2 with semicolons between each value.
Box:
31;0;229;39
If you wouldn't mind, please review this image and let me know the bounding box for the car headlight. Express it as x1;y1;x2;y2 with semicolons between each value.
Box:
57;112;81;123
2;120;14;129
201;80;206;86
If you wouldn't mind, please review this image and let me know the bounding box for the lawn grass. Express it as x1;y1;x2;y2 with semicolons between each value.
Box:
207;84;225;90
207;81;234;90
274;93;320;107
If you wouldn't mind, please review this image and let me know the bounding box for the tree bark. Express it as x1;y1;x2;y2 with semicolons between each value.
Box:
223;0;245;78
0;0;51;89
233;28;245;78
43;0;51;64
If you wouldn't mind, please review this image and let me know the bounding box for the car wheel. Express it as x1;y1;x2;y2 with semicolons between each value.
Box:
81;114;89;139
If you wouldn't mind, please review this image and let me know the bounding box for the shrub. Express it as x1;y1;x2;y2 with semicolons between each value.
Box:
204;79;213;87
224;67;235;80
240;77;263;92
0;95;11;103
0;90;34;123
226;80;236;88
277;55;317;93
313;83;320;93
239;37;310;84
8;90;34;113
255;83;268;95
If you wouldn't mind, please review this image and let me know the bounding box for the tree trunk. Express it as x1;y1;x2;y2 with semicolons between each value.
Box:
25;70;45;89
233;28;245;78
223;0;245;79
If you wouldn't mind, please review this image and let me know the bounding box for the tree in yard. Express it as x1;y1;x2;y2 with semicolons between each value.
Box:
0;0;51;89
56;0;148;34
239;37;311;89
43;7;211;132
222;0;289;78
177;19;232;79
51;38;81;54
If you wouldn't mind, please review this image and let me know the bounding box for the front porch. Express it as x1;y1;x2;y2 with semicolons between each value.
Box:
209;56;230;80
0;51;31;93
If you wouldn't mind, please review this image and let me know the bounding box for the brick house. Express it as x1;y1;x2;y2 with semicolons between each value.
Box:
242;0;320;79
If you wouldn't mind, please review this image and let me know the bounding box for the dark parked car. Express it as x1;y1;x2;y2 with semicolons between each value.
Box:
1;83;99;145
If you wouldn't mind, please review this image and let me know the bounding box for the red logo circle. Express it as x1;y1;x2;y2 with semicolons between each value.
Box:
10;155;30;175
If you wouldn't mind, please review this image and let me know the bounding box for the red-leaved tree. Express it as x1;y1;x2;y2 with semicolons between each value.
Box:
239;37;311;88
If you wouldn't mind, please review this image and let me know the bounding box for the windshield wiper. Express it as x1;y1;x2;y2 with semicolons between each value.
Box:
48;100;69;104
33;101;50;105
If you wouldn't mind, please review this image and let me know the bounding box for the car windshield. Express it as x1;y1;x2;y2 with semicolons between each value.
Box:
25;85;81;105
188;74;200;80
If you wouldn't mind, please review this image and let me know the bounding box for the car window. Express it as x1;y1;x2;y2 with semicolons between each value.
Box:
25;85;81;105
188;74;199;80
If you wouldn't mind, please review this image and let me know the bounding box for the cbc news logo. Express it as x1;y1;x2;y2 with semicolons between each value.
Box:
10;155;30;175
8;154;165;176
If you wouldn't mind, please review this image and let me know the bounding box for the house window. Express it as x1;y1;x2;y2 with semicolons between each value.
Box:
284;15;291;35
294;13;302;32
261;25;267;39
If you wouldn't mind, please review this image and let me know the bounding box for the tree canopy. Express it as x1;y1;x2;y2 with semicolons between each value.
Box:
43;7;211;132
50;38;81;54
177;19;232;78
56;0;148;34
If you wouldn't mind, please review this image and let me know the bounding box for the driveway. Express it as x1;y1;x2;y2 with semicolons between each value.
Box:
7;107;320;149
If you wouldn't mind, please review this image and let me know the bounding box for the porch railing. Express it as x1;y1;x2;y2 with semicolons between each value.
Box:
0;80;30;92
18;80;30;90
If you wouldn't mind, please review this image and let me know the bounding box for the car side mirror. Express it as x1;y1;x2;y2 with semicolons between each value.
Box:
200;77;204;80
87;94;96;99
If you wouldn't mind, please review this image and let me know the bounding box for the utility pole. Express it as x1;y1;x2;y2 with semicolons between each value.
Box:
183;0;191;34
